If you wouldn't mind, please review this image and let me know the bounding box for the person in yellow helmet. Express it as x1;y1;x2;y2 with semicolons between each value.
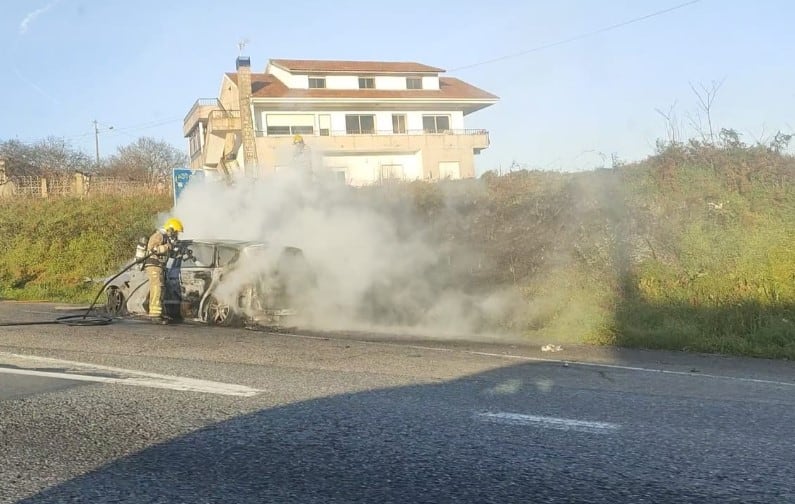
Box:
144;217;183;323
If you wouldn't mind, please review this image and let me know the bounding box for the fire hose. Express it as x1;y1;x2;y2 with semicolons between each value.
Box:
0;251;158;327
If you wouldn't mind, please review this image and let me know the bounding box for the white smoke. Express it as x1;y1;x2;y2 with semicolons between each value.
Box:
165;153;523;340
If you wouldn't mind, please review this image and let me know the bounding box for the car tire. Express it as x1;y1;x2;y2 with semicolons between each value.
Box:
105;286;126;316
201;294;239;327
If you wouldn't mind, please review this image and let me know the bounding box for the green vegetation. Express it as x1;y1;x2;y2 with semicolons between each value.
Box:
408;142;795;359
0;193;171;302
1;143;793;359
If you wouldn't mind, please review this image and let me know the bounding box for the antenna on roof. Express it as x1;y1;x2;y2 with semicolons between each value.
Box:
237;38;250;55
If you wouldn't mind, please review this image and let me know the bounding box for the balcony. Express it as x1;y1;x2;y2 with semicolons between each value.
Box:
255;128;490;153
183;98;222;136
207;109;241;135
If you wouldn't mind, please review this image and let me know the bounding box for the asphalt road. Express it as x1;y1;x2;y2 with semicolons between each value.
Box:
1;301;794;503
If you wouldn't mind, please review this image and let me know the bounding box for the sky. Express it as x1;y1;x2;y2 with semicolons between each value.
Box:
1;0;793;174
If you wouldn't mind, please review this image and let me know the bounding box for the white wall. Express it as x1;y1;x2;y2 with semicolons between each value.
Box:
322;152;423;186
375;76;405;90
252;108;467;135
266;64;308;88
325;75;360;89
422;76;440;90
269;70;441;91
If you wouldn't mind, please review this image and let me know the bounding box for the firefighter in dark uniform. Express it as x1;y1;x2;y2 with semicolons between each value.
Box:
144;217;183;322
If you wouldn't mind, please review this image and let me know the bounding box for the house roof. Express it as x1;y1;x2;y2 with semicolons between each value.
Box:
269;59;444;74
225;73;499;101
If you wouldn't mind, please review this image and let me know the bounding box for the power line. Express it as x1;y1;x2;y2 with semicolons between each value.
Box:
108;116;183;135
61;116;183;142
449;0;703;72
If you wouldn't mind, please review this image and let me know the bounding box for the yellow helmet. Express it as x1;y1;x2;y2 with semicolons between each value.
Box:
293;134;304;144
163;218;184;233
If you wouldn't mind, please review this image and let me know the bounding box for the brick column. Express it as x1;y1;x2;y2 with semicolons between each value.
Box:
236;56;259;177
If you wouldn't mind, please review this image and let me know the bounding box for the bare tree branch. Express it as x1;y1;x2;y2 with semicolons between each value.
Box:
655;100;681;144
688;78;725;144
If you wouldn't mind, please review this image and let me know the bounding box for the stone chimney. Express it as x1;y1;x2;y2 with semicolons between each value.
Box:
236;56;259;177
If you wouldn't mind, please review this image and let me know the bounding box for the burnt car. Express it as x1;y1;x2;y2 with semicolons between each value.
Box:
104;239;314;327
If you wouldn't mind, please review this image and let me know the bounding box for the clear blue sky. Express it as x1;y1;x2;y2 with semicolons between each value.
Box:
1;0;793;173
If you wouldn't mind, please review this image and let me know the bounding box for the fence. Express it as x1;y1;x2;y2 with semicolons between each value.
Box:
0;173;167;199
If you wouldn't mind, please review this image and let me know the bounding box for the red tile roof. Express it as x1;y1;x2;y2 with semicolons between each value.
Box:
269;59;445;74
225;73;498;101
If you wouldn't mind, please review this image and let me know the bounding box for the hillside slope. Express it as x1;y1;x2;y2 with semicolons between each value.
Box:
1;144;792;358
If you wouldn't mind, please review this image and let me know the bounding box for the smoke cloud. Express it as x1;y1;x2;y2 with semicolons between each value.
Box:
166;149;524;341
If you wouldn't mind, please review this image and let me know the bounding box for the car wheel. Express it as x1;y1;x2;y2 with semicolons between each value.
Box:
202;295;239;327
105;287;126;316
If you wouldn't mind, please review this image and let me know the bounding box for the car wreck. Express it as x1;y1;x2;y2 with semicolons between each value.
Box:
104;239;314;327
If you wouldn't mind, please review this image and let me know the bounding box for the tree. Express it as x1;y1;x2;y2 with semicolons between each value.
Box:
0;137;93;177
687;79;725;144
104;137;188;184
655;101;682;145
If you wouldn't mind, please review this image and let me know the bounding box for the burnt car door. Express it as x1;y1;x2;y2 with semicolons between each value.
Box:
171;242;216;320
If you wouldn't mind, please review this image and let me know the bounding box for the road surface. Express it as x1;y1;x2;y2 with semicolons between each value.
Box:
1;301;794;503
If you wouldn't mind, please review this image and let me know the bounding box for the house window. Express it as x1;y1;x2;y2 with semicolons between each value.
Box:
309;77;326;89
406;77;422;90
358;77;375;89
392;114;406;134
346;114;375;134
266;126;291;135
422;115;450;133
189;128;202;156
319;114;331;136
265;114;315;136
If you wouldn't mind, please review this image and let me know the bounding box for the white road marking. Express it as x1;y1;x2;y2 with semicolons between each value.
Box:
0;353;262;397
279;331;795;388
391;344;795;388
475;411;620;434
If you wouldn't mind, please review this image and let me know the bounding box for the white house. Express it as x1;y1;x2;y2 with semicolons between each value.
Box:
184;57;499;185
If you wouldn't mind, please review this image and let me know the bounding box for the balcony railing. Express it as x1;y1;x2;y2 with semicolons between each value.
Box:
207;109;241;133
184;98;221;123
255;128;488;137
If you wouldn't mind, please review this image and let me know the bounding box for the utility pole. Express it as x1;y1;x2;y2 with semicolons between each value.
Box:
93;120;114;166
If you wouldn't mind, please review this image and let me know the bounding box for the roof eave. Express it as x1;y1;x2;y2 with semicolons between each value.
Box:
268;59;445;75
250;97;498;103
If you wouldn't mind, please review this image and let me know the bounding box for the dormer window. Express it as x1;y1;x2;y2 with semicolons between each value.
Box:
406;77;423;90
309;77;326;89
358;77;375;89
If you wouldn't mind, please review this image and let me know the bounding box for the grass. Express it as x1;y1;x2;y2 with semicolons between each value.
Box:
0;193;171;303
1;144;793;359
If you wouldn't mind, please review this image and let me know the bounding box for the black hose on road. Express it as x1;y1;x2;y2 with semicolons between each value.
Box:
0;252;155;328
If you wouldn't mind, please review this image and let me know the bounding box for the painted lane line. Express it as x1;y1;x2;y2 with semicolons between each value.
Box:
0;353;262;397
275;332;795;388
397;345;795;388
475;411;620;434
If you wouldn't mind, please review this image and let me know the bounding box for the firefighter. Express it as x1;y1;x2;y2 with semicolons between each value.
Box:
144;217;183;323
292;134;312;175
293;134;306;155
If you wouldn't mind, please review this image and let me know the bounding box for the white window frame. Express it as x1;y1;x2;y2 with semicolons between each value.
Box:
345;114;376;134
406;77;423;90
422;115;451;133
309;77;326;89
